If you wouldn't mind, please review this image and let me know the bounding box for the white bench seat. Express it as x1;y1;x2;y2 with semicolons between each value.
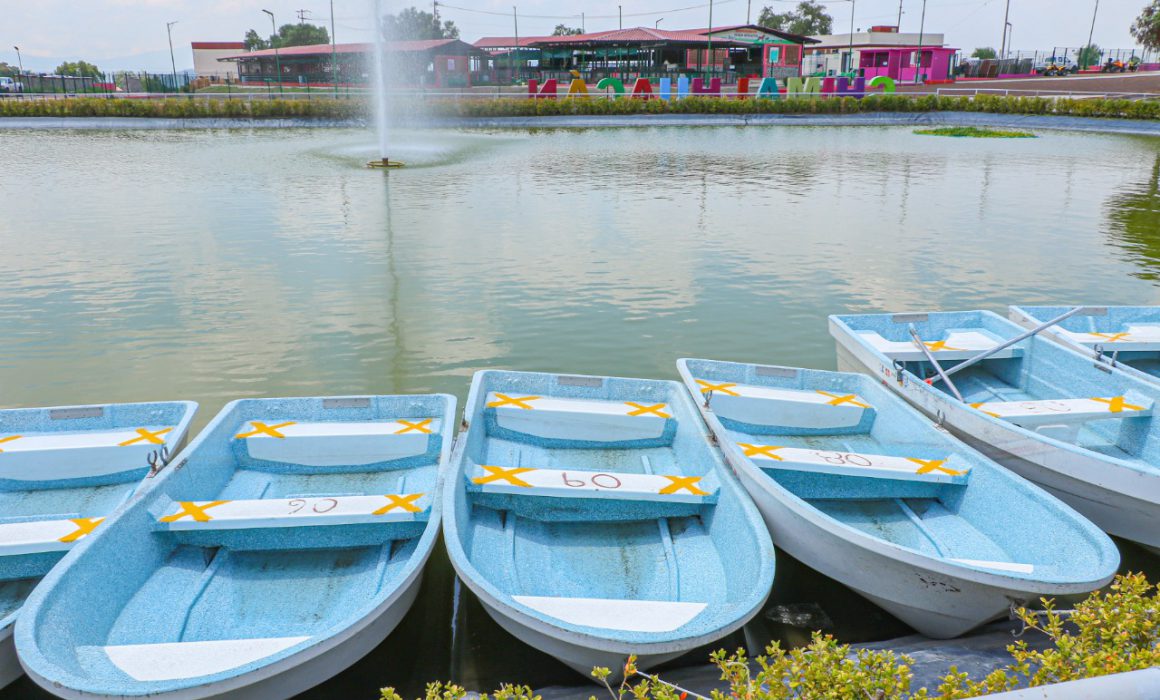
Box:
736;443;970;485
0;426;175;481
692;379;874;431
857;329;1020;362
512;595;706;633
1060;324;1160;351
969;396;1153;427
484;393;671;443
467;464;716;504
102;636;310;682
0;517;105;556
156;493;430;531
234;418;439;467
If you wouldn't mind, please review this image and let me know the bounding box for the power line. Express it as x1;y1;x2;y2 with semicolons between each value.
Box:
435;0;743;22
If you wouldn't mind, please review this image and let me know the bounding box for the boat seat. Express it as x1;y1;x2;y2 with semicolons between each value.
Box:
1060;325;1160;351
692;379;875;433
101;636;310;682
483;393;673;445
948;558;1035;575
232;418;440;468
855;329;1020;362
0;517;105;556
466;463;717;521
0;426;176;481
155;493;430;549
738;442;968;499
512;595;707;633
970;396;1153;427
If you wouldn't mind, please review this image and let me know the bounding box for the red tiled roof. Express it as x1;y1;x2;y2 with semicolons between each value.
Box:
528;25;816;46
474;36;552;49
222;39;465;60
191;41;246;50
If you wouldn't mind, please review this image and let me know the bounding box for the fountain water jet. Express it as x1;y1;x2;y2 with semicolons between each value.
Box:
368;0;404;168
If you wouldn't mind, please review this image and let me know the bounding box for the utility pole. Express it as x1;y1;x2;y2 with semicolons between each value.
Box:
262;9;283;95
582;12;585;33
13;46;22;76
999;0;1010;62
914;0;926;83
166;20;179;94
896;0;903;28
513;6;519;82
330;0;339;97
747;0;752;24
847;0;855;75
296;9;310;23
707;0;714;76
619;5;623;30
1084;0;1100;69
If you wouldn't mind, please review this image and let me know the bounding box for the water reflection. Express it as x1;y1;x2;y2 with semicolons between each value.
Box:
1106;154;1160;281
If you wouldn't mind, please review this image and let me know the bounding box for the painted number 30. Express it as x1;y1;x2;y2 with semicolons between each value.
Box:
560;472;623;489
288;497;339;514
812;451;872;466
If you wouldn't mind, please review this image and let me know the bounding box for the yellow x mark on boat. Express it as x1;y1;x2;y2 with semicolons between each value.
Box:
1092;396;1144;413
922;340;963;352
658;475;709;496
160;500;231;523
907;458;965;476
118;427;172;447
372;493;425;514
472;465;535;487
695;380;739;396
969;402;1002;418
0;435;21;453
487;394;540;410
737;443;784;460
395;419;433;435
625;402;671;418
235;421;296;439
58;517;105;543
816;391;871;409
1091;332;1131;342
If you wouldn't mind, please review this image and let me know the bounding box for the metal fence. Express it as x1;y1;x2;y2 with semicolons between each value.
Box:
1;71;194;95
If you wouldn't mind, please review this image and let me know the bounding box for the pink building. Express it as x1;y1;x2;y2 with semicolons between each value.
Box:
859;46;957;82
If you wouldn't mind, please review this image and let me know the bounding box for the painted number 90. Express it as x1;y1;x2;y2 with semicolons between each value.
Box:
287;497;339;514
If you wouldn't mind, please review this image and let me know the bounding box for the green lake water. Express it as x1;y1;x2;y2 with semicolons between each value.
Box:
2;125;1160;697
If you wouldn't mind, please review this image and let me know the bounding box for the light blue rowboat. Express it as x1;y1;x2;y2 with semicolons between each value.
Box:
831;310;1160;553
16;394;454;699
677;358;1119;639
443;370;775;677
0;400;197;690
1010;305;1160;385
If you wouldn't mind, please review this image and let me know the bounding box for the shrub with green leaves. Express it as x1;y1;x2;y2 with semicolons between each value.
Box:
378;574;1160;700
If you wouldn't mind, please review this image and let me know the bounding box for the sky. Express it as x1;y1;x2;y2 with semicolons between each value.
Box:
0;0;1151;73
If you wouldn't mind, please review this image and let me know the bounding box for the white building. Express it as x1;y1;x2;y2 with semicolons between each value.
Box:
191;42;245;80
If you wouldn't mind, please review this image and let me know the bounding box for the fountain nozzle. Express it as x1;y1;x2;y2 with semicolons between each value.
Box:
367;157;405;169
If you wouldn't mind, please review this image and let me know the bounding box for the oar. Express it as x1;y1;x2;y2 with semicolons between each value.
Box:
909;325;965;402
928;306;1088;386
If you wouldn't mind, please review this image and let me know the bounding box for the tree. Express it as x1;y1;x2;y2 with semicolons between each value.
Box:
0;61;17;76
381;7;460;41
1078;43;1102;67
971;47;997;59
553;24;583;36
243;22;329;50
1131;1;1160;51
757;1;833;36
54;60;102;78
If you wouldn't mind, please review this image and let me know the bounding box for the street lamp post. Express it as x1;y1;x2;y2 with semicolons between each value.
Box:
13;46;22;75
655;18;664;29
262;9;283;95
1005;22;1013;60
1000;0;1011;61
166;21;179;94
914;0;927;84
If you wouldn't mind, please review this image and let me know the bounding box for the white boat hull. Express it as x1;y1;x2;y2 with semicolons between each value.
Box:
833;339;1160;551
22;567;427;700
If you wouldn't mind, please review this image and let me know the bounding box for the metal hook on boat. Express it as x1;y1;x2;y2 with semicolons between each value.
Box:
703;389;713;409
146;445;171;478
892;360;906;386
1093;344;1105;362
1111;349;1120;368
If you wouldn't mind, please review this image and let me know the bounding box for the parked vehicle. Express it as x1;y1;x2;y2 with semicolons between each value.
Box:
1102;58;1128;73
0;77;23;94
1036;58;1075;76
